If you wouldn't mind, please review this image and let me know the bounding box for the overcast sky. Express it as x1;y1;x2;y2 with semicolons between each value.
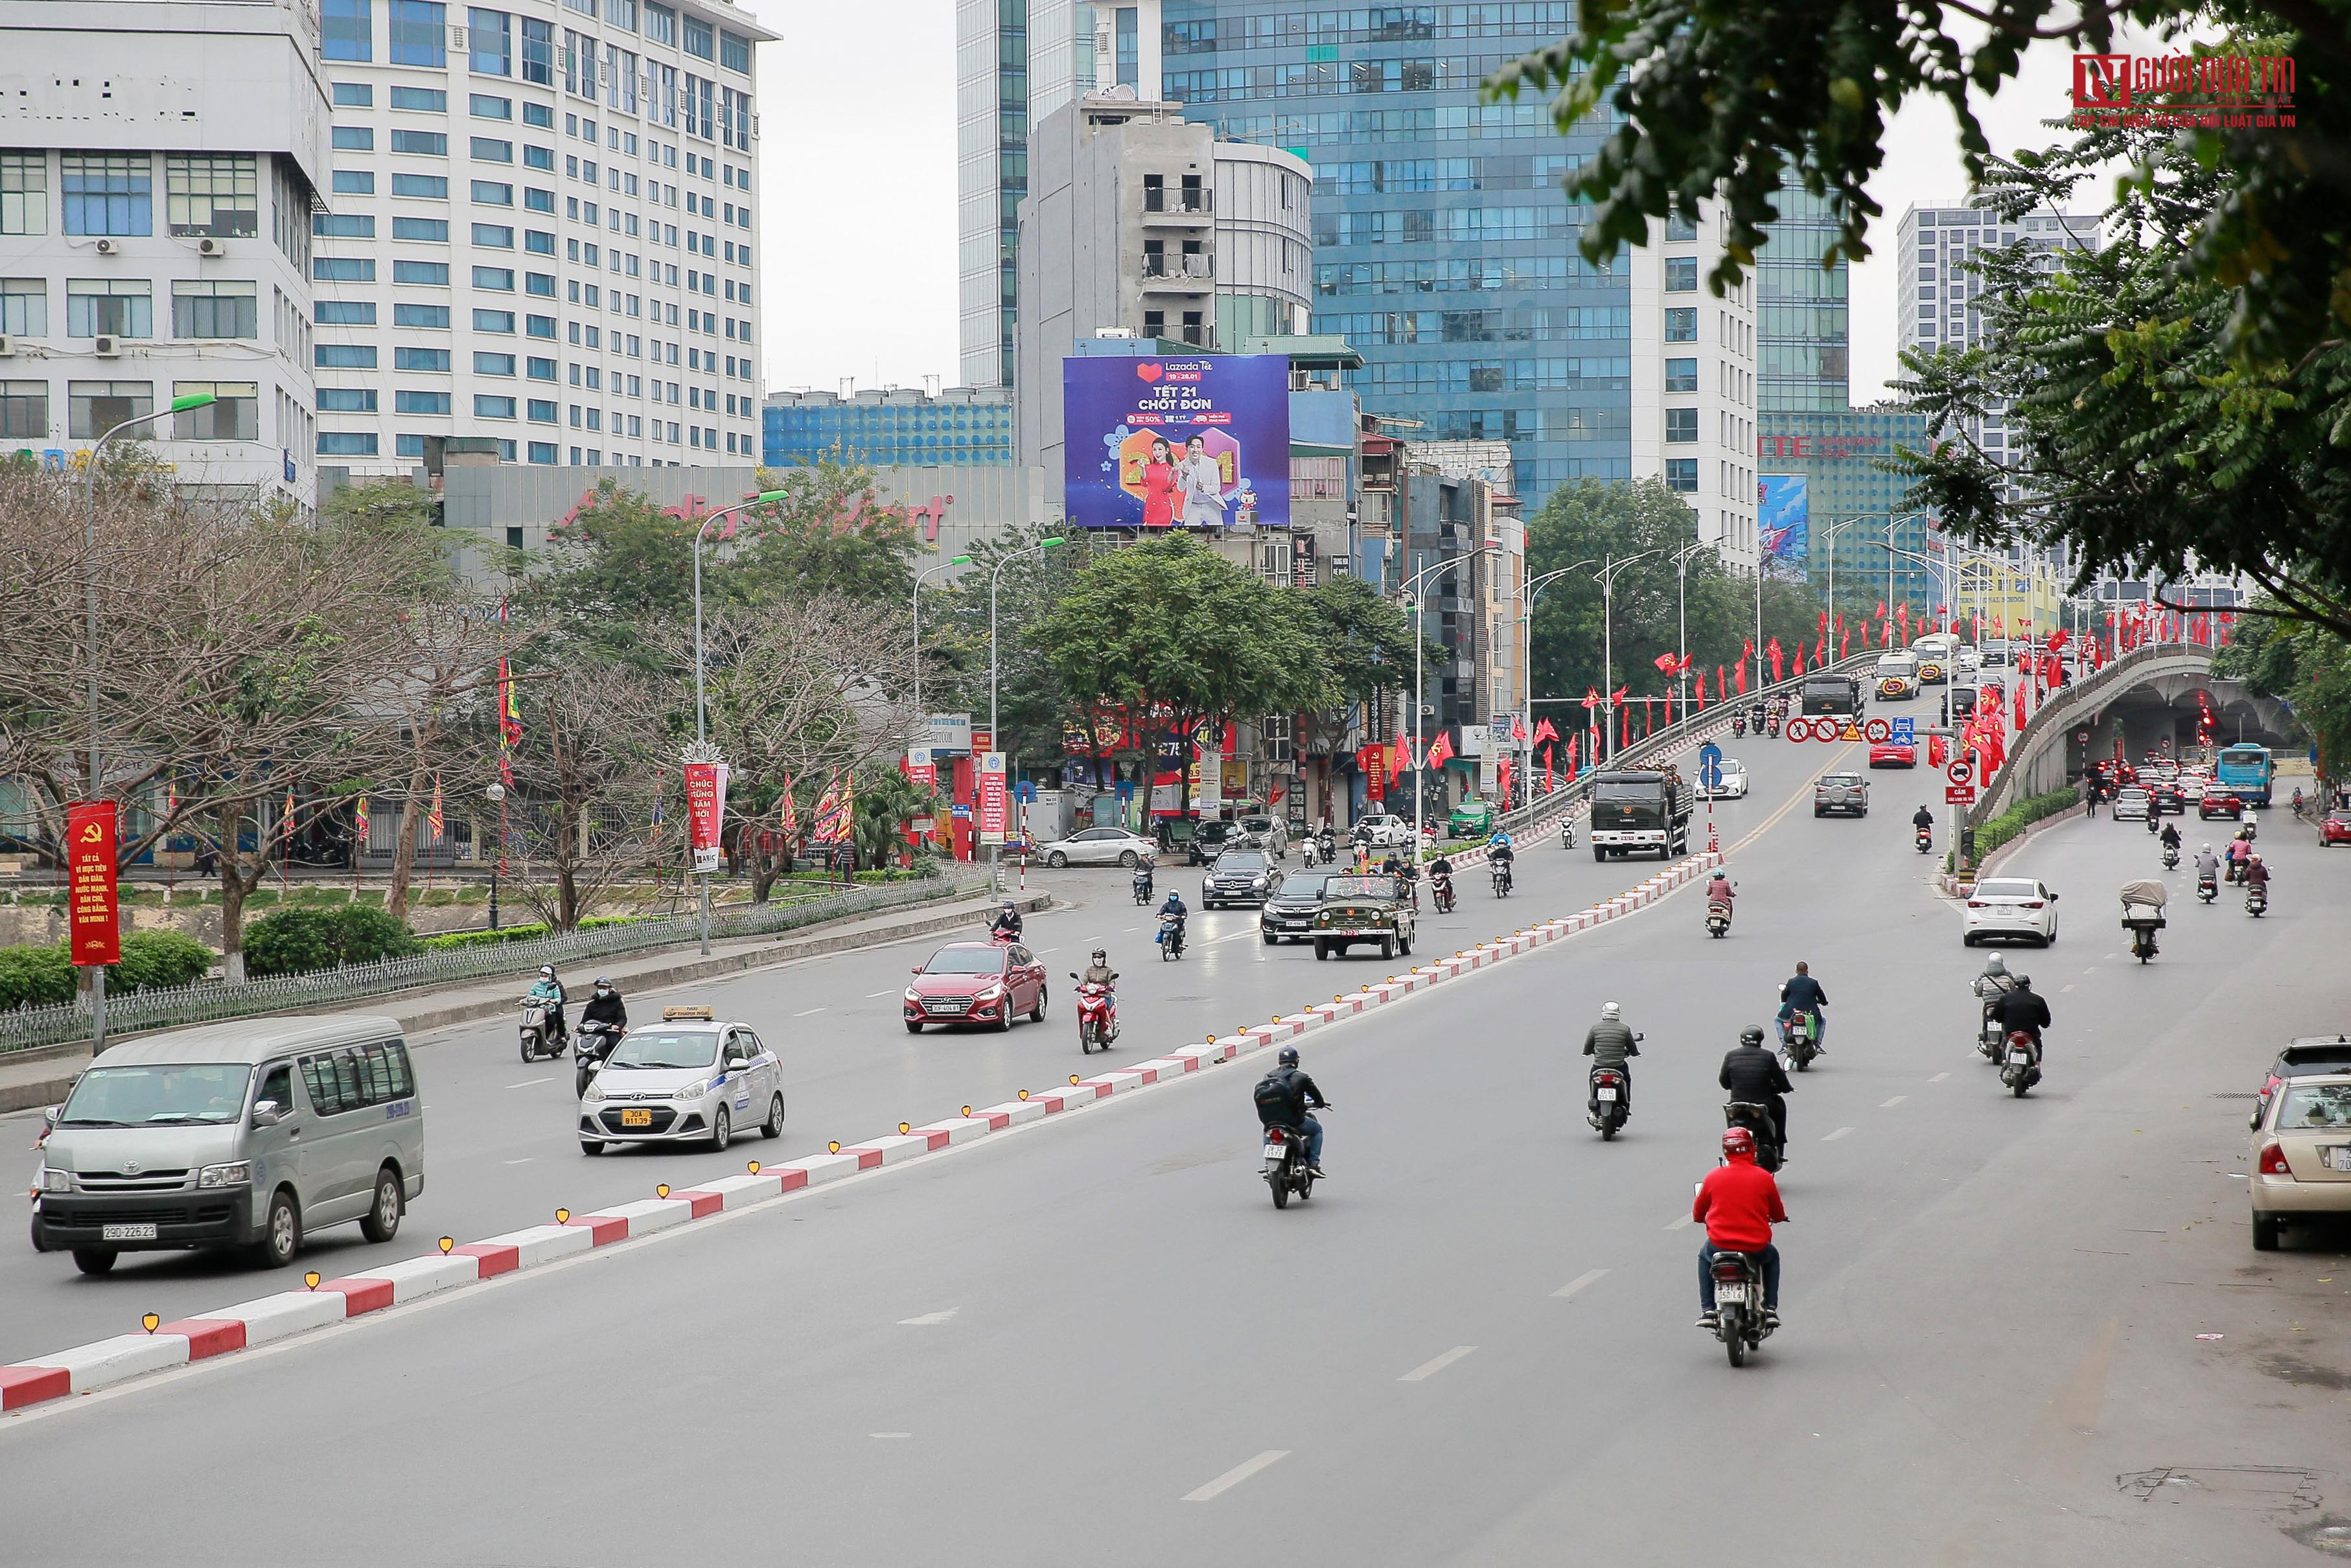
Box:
754;8;2116;403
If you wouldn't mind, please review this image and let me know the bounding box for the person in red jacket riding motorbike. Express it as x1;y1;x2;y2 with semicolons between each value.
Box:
1695;1125;1787;1331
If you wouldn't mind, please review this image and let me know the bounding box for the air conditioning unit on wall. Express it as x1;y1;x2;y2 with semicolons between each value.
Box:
93;334;121;357
196;236;228;258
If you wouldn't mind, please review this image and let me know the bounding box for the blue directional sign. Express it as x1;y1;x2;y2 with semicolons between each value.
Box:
1890;717;1916;743
1697;742;1724;791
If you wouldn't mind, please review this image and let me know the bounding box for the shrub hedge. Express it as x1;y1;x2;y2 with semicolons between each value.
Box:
0;929;216;1009
1973;785;2083;863
243;905;424;977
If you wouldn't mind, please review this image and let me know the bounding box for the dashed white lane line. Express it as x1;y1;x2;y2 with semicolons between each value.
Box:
1121;926;1138;932
502;1159;533;1166
1665;1213;1693;1231
1822;1127;1854;1142
1928;1072;1951;1083
1038;947;1059;954
1213;927;1257;943
506;1078;552;1089
793;1006;827;1017
1183;1450;1291;1503
1552;1268;1609;1300
2061;984;2077;993
898;1309;958;1326
1399;1346;1478;1383
1881;1095;1908;1109
864;990;894;998
870;1432;912;1440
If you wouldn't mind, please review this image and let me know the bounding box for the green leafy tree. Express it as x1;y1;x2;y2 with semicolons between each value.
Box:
2214;610;2348;790
850;763;937;871
745;459;925;603
1288;575;1431;766
927;524;1105;773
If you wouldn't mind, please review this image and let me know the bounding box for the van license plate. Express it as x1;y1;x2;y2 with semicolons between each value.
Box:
101;1223;157;1241
620;1109;653;1128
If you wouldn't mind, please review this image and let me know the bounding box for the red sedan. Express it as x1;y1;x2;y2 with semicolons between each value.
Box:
2322;808;2351;846
2199;788;2245;820
1868;739;1918;768
903;941;1048;1033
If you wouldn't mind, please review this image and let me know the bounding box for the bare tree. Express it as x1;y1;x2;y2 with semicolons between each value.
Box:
496;655;675;931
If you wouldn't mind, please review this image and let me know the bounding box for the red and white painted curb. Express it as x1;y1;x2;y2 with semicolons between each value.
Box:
0;847;1721;1416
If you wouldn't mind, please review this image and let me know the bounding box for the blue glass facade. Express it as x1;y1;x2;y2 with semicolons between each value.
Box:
761;391;1015;468
1757;406;1939;606
1161;2;1617;507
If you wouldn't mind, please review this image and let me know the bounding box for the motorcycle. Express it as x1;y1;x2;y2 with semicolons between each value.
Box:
1708;1249;1775;1366
1490;860;1513;898
1765;713;1782;739
1978;1002;2007;1063
1731;711;1747;737
1559;817;1576;851
2162;844;2180;870
518;998;566;1064
1778;1010;1820;1072
1705;899;1733;939
1722;1100;1784;1173
2247;883;2268;917
2197;871;2218;903
1916;825;1934;855
1260;1109;1326;1210
573;1020;624;1098
1299;839;1320;869
1430;871;1455;914
1157;914;1187;961
1071;976;1118;1053
1998;1029;2042;1097
1588;1062;1632;1140
1131;867;1155;905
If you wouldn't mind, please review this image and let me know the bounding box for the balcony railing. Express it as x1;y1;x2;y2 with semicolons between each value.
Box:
1140;253;1215;281
1142;187;1214;214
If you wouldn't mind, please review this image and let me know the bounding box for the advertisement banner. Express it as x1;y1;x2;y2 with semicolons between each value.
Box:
684;761;730;874
1063;354;1292;529
1758;475;1809;582
1193;749;1222;816
925;714;973;757
65;799;119;967
977;752;1008;844
906;746;935;788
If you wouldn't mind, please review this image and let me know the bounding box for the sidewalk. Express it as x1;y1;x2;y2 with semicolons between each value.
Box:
0;889;1047;1116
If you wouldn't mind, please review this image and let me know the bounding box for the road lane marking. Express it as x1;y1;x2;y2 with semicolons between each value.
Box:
1725;743;1860;859
1881;1096;1908;1109
793;1007;827;1017
1822;1127;1853;1141
1183;1450;1290;1502
1122;926;1137;932
1038;947;1059;954
1665;1214;1693;1230
1552;1268;1609;1300
870;1432;912;1439
1929;1072;1950;1083
864;990;894;998
506;1078;553;1089
502;1159;533;1165
1399;1346;1477;1383
2061;984;2076;993
898;1309;958;1326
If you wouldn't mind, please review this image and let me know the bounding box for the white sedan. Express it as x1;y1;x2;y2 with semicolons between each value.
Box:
2111;787;2153;821
1699;759;1749;800
1962;876;2060;947
578;1009;785;1154
1037;826;1158;868
1352;814;1415;849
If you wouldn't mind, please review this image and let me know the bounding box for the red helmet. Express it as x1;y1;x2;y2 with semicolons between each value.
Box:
1720;1126;1756;1158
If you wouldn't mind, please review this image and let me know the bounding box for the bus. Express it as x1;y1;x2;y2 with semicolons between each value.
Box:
2216;743;2275;806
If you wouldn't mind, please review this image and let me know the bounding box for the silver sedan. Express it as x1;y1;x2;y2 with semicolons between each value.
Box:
1037;827;1158;868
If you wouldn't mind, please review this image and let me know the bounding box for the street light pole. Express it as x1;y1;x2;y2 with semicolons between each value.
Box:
689;489;788;956
910;553;973;721
1404;545;1498;856
1673;540;1709;720
1590;550;1661;763
1518;559;1596;796
483;783;505;930
80;391;213;1053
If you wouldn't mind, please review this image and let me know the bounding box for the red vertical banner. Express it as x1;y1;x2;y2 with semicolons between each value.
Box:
66;800;121;967
684;761;729;873
905;746;936;789
1363;743;1387;802
977;752;1008;843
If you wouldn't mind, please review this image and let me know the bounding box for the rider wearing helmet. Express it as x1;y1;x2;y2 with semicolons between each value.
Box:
2194;840;2221;882
524;964;568;1046
1487;829;1515;891
1694;1124;1788;1330
1252;1044;1328;1177
1080;947;1117;987
579;975;626;1035
990;900;1024;940
1720;1024;1794;1149
1581;1000;1641;1111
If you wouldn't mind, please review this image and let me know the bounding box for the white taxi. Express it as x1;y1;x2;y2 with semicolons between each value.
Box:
2250;1073;2351;1250
578;1007;785;1156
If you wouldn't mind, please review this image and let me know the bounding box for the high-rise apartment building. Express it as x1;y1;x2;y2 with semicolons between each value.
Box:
0;0;329;506
310;0;769;472
1627;207;1757;565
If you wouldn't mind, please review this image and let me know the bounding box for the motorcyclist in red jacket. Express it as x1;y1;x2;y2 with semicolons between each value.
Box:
1695;1125;1787;1331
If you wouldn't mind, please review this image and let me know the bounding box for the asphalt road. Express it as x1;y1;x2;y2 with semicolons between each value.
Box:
1;721;1762;1362
5;719;2345;1567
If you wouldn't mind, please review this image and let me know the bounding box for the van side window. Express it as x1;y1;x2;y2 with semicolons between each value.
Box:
255;1063;294;1115
353;1044;392;1104
300;1055;348;1116
332;1048;365;1109
384;1040;415;1098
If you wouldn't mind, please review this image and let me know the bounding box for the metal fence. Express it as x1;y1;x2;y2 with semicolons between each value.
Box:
1;870;994;1056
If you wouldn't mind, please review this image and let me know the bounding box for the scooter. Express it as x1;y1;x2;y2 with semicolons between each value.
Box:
2162;844;2180;870
1430;871;1455;914
2197;871;2219;903
2247;883;2268;917
573;1020;624;1098
1559;817;1576;851
1722;1100;1784;1173
1490;860;1513;898
1131;866;1155;905
1998;1029;2042;1097
518;998;567;1064
1705;899;1733;939
1259;1107;1327;1210
1299;839;1320;869
1765;712;1782;739
1157;913;1187;960
1707;1249;1776;1366
1778;1010;1820;1072
1978;1003;2007;1062
1731;711;1748;737
1071;976;1118;1052
1588;1061;1632;1139
1916;825;1934;855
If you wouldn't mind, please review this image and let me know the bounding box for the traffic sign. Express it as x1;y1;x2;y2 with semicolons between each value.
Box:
1697;742;1724;790
1835;721;1864;743
1864;717;1892;743
1890;717;1916;743
1945;784;1978;805
1787;717;1815;742
1947;758;1976;787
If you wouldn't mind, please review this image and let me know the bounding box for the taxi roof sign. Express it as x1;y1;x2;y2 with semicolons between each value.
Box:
661;1005;716;1022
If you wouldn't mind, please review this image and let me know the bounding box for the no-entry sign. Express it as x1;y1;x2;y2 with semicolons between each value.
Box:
1947;758;1976;787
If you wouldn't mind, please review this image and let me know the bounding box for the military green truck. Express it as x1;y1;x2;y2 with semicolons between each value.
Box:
1588;766;1695;860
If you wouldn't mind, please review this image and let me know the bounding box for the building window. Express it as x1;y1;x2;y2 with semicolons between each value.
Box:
318;388;378;412
69;380;153;439
475;394;518;419
172;380;259;440
643;2;675;44
395;347;451;371
66;280;152;338
527;440;557;463
392;86;449;112
1;278;46;336
524;271;555;297
474;308;516;332
719;29;751;71
0;380;47;439
523;144;553;171
388;0;447;66
395;303;452;327
526;356;555;379
316;344;379;369
170;280;258;339
1664;307;1698;342
1664;408;1698;443
472;139;515;166
163;154;260;237
469;9;511;75
333;170;376;196
1664;357;1698;393
683;13;712;58
1664;256;1698;292
606;0;636;27
396;390;452;413
526;313;555;338
317;300;375;325
61;154;152;236
332;83;375;108
1663;458;1698;492
472;180;515;205
333;126;375;152
315;213;376;238
472;223;515;248
391;131;450;156
474;266;516;290
524;186;555;212
0;153;46;236
524;229;554;254
1665;213;1698;242
393;260;450;285
527;397;557;421
322;0;373;60
520;16;554;84
318;431;379;455
475;351;516;375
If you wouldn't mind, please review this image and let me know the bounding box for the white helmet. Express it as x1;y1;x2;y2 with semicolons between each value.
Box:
1601;1000;1621;1021
1983;954;2007;975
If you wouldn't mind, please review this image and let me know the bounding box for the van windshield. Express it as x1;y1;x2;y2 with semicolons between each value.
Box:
58;1063;253;1127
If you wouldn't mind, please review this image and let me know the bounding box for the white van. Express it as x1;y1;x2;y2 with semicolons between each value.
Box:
1874;651;1921;700
31;1015;423;1274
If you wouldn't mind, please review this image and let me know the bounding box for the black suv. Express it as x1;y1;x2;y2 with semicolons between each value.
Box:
1188;820;1236;866
1202;849;1279;908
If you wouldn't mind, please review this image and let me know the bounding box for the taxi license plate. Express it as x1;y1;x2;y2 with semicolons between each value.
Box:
620;1109;653;1128
101;1222;157;1242
2324;1146;2351;1173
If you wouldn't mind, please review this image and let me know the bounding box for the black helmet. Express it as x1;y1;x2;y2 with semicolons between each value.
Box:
1739;1025;1766;1048
1277;1046;1300;1067
1091;948;1106;961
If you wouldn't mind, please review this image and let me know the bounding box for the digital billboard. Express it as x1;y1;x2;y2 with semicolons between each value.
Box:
1758;474;1809;582
1062;354;1291;529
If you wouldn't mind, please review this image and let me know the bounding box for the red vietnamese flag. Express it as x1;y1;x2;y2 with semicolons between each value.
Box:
1840;622;1851;662
1928;734;1947;768
1532;717;1558;745
1767;638;1783;682
1693;671;1706;708
1653;652;1680;676
1424;730;1455;772
2014;679;2026;732
1794;643;1807;676
1581;687;1602;711
1732;662;1745;696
